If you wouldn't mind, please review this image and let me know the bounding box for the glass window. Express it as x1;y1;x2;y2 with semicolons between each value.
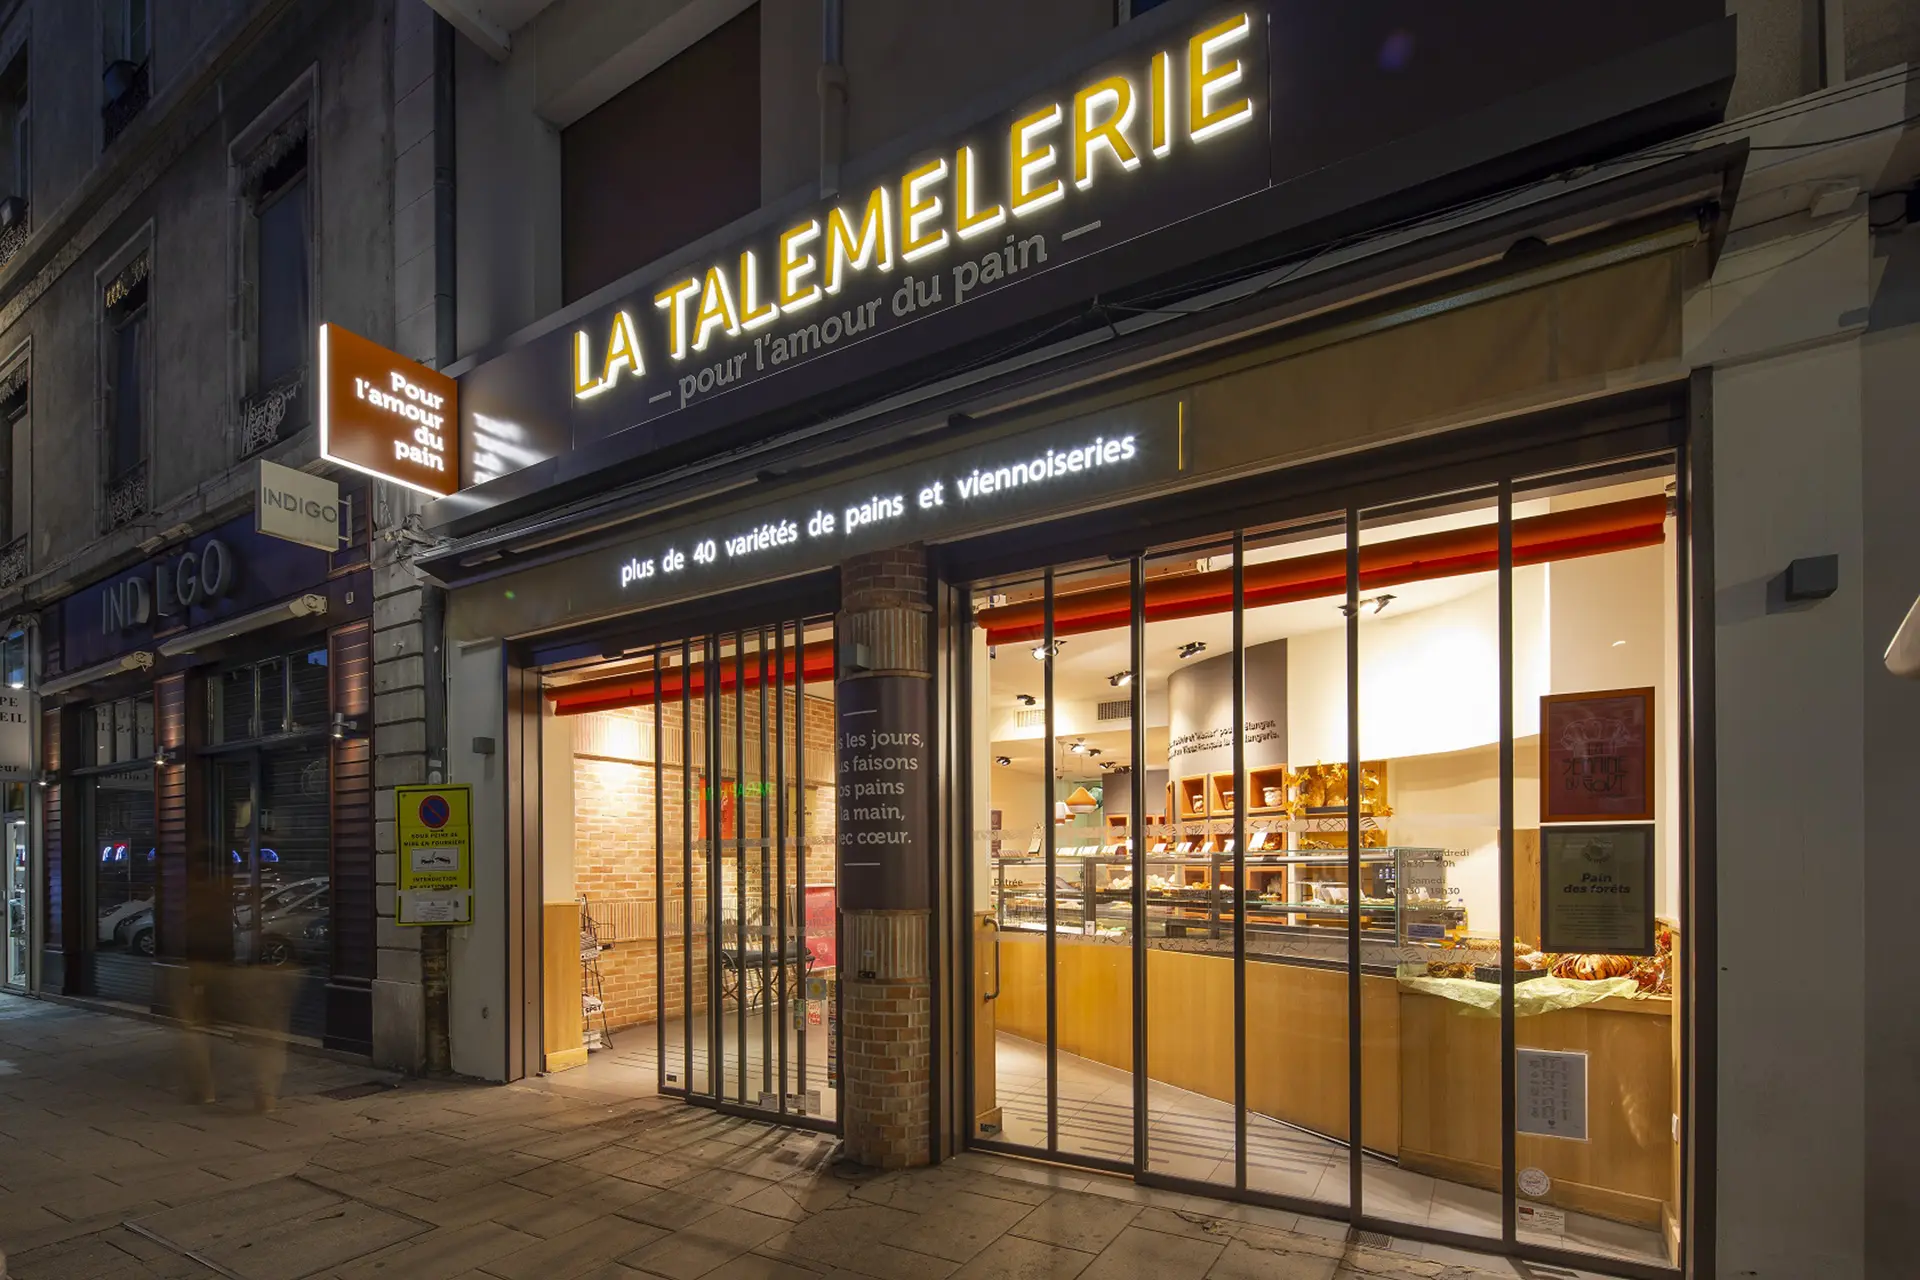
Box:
253;139;310;393
289;649;328;732
92;766;155;958
108;305;145;480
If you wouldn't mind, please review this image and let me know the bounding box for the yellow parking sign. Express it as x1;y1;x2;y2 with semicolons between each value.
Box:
397;784;472;925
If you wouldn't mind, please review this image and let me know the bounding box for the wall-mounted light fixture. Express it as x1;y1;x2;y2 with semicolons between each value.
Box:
1178;641;1207;660
1108;670;1131;687
153;746;182;767
331;712;367;741
36;771;56;789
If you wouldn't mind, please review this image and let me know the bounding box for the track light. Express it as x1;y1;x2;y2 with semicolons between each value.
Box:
1085;748;1102;758
1016;693;1037;707
994;756;1011;767
1031;640;1063;660
1178;641;1207;660
1338;594;1396;618
1068;741;1088;755
1109;671;1131;687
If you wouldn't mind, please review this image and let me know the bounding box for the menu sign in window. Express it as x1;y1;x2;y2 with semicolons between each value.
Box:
1540;687;1654;822
319;324;460;498
1540;824;1655;956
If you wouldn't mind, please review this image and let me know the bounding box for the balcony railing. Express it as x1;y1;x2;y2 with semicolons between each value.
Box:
104;460;148;532
240;366;306;457
0;200;27;273
102;60;151;150
0;535;25;590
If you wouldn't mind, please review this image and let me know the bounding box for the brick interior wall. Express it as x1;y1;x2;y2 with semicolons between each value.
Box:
570;688;837;1034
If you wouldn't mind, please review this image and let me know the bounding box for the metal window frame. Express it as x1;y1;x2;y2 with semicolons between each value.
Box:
959;415;1700;1280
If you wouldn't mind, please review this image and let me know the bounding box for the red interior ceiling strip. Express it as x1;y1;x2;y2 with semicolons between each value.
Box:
549;640;837;716
980;495;1669;645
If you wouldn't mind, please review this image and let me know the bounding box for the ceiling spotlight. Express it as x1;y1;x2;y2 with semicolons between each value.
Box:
1031;640;1063;661
1085;748;1102;758
1338;593;1397;618
1068;741;1088;755
1108;670;1131;687
994;756;1011;767
1016;693;1037;707
1178;641;1207;660
1098;760;1116;771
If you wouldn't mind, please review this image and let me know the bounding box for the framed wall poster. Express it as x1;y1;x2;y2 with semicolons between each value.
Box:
1539;687;1655;822
1539;824;1656;956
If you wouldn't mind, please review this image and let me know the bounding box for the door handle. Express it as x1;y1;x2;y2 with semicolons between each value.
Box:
982;917;1000;1001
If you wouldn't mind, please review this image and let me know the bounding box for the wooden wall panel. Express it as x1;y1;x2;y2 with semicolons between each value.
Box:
330;622;374;982
153;676;188;960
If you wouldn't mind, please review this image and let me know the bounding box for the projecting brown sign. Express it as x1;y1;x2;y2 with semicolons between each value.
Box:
319;323;459;497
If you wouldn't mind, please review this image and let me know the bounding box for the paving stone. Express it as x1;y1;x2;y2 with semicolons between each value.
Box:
479;1214;669;1280
886;1188;1035;1263
1208;1237;1342;1280
617;1205;788;1279
1081;1224;1224;1280
948;1235;1097;1280
1008;1190;1142;1254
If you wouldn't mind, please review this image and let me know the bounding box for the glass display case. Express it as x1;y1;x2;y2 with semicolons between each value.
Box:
991;841;1466;944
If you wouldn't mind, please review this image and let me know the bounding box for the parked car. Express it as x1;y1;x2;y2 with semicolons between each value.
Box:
97;895;153;947
125;907;155;957
256;887;330;968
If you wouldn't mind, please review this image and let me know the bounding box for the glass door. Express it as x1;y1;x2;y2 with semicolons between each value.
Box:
966;451;1689;1274
703;622;838;1125
541;613;837;1129
4;807;26;988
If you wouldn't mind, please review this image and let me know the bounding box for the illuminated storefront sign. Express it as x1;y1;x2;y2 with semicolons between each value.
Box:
570;14;1254;415
612;404;1171;604
318;324;461;497
454;6;1268;491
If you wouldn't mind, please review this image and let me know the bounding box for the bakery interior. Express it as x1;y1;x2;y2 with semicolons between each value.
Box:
969;465;1682;1267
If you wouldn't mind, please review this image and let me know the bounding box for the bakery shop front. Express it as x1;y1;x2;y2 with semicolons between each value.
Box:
421;4;1738;1276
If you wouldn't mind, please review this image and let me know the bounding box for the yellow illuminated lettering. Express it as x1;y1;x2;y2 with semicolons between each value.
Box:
899;158;950;263
692;266;741;353
738;250;779;331
1010;103;1065;217
574;329;604;398
1188;13;1253;143
779;219;822;311
824;187;893;295
653;277;700;361
955;144;1006;240
1072;76;1139;189
602;310;643;384
1149;51;1173;157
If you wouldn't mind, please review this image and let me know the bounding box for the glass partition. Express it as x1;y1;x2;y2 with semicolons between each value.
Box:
965;451;1688;1271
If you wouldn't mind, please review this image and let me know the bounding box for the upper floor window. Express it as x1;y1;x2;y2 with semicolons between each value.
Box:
0;361;26;587
102;0;151;150
560;4;760;303
240;117;310;455
0;43;28;266
102;252;149;529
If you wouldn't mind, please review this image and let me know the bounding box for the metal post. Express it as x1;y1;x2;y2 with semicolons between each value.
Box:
1043;569;1058;1154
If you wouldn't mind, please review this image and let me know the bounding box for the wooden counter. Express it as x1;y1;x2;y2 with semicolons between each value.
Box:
995;934;1398;1151
990;932;1675;1235
1399;988;1674;1229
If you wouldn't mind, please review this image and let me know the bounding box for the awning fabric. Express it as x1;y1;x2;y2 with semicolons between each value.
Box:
977;495;1668;645
549;640;836;716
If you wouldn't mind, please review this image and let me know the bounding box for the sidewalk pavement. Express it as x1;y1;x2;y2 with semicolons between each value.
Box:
0;993;1572;1280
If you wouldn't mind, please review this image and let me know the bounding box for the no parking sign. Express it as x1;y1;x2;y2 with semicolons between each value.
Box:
396;783;472;925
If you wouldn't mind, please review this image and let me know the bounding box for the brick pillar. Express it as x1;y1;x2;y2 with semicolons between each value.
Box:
837;546;933;1169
